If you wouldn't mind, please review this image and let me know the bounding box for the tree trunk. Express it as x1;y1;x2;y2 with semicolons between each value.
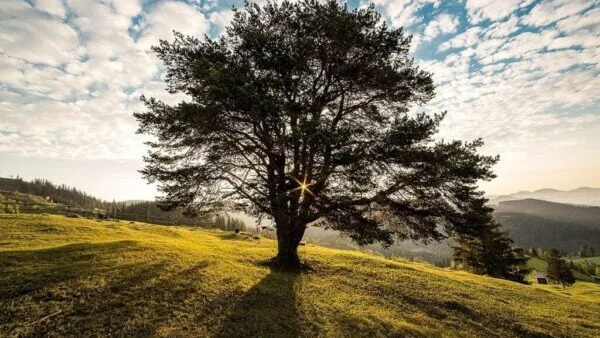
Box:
274;223;306;268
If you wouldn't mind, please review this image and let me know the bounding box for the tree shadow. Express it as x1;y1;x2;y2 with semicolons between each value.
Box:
214;269;302;338
218;233;253;241
0;240;213;336
0;240;146;299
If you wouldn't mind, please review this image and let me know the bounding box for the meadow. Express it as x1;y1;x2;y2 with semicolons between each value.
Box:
1;214;599;337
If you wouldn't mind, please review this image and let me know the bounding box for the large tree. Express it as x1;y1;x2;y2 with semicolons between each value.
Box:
135;0;497;267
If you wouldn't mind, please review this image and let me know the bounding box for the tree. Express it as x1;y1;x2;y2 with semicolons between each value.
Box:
595;266;600;277
527;247;538;258
547;249;576;288
579;243;589;258
452;198;529;283
134;0;497;267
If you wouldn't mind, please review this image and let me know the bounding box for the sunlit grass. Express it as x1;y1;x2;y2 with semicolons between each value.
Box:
1;214;599;337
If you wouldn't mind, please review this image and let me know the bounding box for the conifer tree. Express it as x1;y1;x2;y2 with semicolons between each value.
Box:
452;197;529;283
547;249;576;288
135;0;498;267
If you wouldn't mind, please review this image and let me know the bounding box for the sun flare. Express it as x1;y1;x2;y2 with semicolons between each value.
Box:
291;175;315;199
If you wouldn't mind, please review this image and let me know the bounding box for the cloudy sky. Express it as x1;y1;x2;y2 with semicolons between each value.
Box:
1;0;599;200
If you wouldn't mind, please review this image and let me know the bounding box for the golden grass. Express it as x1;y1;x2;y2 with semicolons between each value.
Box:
1;214;599;337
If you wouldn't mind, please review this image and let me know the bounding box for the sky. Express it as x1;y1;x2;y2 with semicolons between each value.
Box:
0;0;599;201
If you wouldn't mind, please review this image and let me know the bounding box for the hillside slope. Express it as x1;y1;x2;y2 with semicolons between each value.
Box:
495;199;600;223
494;199;600;254
1;215;599;337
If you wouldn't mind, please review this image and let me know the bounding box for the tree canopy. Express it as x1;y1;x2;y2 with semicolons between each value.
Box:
452;198;529;283
547;249;576;288
135;0;498;267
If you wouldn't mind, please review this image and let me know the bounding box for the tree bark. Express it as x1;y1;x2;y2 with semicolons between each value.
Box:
274;222;306;268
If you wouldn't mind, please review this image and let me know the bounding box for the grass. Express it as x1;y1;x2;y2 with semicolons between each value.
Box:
569;256;600;265
1;214;599;337
528;255;599;283
527;257;600;301
0;190;59;207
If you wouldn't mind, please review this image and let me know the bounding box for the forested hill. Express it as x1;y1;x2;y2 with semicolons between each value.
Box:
0;177;108;209
495;199;600;223
494;199;600;254
0;177;217;227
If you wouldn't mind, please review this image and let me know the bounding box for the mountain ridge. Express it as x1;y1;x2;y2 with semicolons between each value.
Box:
488;187;600;206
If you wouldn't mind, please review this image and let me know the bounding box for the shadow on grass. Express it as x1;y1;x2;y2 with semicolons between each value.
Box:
218;233;253;241
0;240;146;298
0;241;212;336
215;269;302;338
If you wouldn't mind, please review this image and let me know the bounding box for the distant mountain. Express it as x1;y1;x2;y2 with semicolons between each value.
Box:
488;187;600;206
494;199;600;254
495;199;600;223
305;198;600;264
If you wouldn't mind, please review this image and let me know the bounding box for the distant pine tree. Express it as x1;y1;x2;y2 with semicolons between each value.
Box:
452;198;529;283
579;243;589;258
528;247;539;258
547;249;576;288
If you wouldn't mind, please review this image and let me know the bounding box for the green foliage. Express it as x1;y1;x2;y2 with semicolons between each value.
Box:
1;214;600;337
527;247;538;258
135;0;498;266
1;177;214;226
452;199;529;283
0;192;20;214
212;214;249;232
0;177;105;210
547;249;576;287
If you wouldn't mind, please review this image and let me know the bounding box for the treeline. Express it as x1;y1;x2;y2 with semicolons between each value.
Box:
0;177;107;209
527;248;599;278
0;192;20;213
0;177;252;231
113;201;213;226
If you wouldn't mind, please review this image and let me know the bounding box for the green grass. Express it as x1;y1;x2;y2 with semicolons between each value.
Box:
1;214;600;337
569;256;600;265
527;255;599;283
526;256;600;301
0;190;59;207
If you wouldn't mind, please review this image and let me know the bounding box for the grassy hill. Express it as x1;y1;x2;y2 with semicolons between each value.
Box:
526;256;597;282
1;214;600;337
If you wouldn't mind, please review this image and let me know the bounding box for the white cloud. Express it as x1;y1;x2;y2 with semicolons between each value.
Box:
138;1;209;49
439;27;482;51
484;15;520;38
424;13;459;39
0;0;599;198
209;8;236;35
0;11;81;66
33;0;67;18
521;0;595;27
371;0;440;28
465;0;524;23
555;6;600;34
478;29;559;64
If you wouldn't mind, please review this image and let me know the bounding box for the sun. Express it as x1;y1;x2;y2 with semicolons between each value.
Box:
291;174;315;200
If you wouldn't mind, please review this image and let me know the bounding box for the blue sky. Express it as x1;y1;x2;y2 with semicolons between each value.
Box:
1;0;599;200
